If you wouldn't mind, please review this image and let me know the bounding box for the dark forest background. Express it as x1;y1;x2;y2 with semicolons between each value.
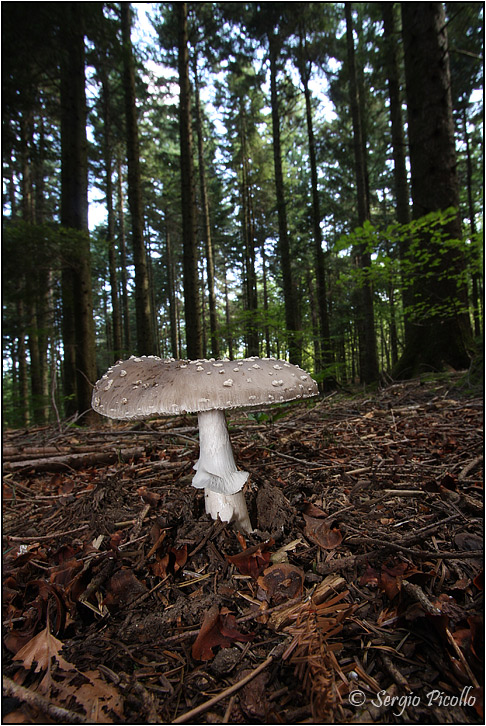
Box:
2;2;483;427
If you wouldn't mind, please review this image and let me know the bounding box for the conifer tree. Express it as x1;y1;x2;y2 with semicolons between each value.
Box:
120;2;156;356
345;2;379;383
394;2;474;376
59;3;97;420
177;2;202;359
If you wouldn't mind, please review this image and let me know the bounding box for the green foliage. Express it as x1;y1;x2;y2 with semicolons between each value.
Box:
245;401;305;425
337;207;478;329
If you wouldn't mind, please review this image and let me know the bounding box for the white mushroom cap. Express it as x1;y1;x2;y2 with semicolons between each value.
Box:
92;355;318;420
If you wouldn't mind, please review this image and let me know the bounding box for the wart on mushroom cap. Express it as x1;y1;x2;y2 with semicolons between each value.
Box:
92;355;318;533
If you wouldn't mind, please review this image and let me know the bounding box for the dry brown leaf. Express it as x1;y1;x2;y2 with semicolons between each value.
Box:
257;563;304;605
170;545;188;573
361;560;420;600
12;627;74;673
151;553;170;577
192;605;254;661
3;708;33;723
74;670;124;721
379;562;409;599
303;515;343;550
13;628;123;723
236;531;247;549
151;544;187;577
33;668;124;723
103;568;147;608
49;559;83;588
303;502;328;518
137;485;161;507
109;531;125;549
227;539;274;579
360;563;380;588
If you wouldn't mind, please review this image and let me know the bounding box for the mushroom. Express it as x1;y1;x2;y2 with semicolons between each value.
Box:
92;356;318;533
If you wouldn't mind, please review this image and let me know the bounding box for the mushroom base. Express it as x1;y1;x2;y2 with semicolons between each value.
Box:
192;409;252;533
204;489;252;534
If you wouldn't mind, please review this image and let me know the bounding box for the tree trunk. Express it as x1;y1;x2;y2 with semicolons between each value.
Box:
269;32;301;366
35;278;51;424
462;106;481;338
147;238;160;356
8;342;19;420
16;297;30;427
299;49;333;386
261;238;271;358
27;302;43;421
33;112;46;225
116;154;132;353
60;264;77;417
165;225;179;359
345;4;369;227
20;111;34;224
200;264;208;358
120;2;156;356
388;277;399;368
59;2;97;422
247;191;259;356
381;2;413;344
103;287;112;360
394;2;474;377
193;56;219;358
100;68;123;360
338;333;348;385
6;145;18;217
224;269;233;360
32;117;50;423
42;271;55;423
240;108;259;358
306;269;321;370
177;3;202;359
20;109;47;423
345;2;379;384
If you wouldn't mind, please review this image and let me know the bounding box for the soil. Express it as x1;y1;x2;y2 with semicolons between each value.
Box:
2;373;483;723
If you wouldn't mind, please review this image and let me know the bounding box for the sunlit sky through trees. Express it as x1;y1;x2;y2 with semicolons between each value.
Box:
88;2;340;230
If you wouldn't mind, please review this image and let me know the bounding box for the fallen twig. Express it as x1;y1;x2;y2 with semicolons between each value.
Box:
3;675;88;723
457;455;483;481
171;644;285;723
5;524;89;542
3;447;146;473
445;627;480;688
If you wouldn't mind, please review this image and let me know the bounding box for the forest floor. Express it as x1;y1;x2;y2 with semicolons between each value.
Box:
2;372;483;724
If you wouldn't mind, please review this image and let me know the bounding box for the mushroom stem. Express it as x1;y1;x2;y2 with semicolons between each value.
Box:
204;490;253;534
192;409;252;533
